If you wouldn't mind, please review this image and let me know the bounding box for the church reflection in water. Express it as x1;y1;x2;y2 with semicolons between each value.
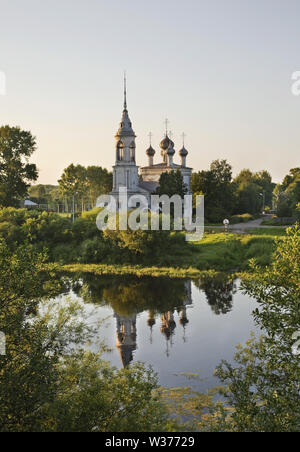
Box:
66;272;237;368
114;281;193;366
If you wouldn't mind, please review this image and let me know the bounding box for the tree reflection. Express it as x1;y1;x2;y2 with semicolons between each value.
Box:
65;273;193;365
194;273;237;315
61;272;237;367
68;274;189;316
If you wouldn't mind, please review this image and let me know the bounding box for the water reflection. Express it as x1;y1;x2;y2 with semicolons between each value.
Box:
63;273;238;367
115;312;137;367
194;273;237;315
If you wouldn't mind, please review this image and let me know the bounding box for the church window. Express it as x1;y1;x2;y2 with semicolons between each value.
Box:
130;141;135;161
117;141;124;161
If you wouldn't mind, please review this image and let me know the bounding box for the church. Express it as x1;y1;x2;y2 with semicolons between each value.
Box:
110;80;193;204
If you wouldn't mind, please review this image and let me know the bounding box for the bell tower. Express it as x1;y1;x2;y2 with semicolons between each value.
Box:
111;75;139;195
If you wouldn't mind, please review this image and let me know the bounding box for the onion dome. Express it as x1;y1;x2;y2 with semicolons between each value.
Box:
160;135;174;150
179;146;188;157
146;145;156;156
167;142;175;156
179;317;189;326
147;318;156;327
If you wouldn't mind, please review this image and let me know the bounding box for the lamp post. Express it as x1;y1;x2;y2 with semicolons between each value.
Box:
260;191;265;213
223;218;230;233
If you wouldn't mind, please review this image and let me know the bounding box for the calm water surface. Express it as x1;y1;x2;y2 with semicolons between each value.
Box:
55;274;260;392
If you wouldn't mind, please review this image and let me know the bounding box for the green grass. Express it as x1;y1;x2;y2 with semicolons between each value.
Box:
57;213;72;219
230;213;254;224
63;263;219;279
261;218;295;226
182;232;284;271
246;228;288;236
63;231;285;276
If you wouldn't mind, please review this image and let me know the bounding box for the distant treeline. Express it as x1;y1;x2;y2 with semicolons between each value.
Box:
0;125;299;222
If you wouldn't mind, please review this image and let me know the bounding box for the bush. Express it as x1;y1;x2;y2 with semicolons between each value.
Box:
72;217;99;243
295;203;300;220
103;227;174;264
81;207;102;222
277;200;293;217
51;243;79;264
78;237;111;263
230;213;254;224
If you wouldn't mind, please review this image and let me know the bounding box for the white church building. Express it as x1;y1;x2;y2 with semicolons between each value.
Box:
110;80;193;204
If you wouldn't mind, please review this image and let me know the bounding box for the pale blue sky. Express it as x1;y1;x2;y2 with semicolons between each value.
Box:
0;0;299;184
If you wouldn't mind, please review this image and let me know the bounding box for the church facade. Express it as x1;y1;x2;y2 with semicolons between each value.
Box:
110;82;193;204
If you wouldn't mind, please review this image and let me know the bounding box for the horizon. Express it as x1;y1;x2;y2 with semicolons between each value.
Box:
1;0;300;185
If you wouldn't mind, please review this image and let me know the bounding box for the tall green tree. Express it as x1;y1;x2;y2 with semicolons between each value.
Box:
253;170;274;207
273;168;300;217
191;159;233;222
58;165;113;211
58;164;88;211
0;126;38;207
86;166;113;206
233;169;273;215
156;170;187;198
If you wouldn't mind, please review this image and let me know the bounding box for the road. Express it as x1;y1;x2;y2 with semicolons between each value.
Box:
205;217;288;233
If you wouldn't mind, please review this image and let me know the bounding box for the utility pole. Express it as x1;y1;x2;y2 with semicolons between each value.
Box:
260;191;266;212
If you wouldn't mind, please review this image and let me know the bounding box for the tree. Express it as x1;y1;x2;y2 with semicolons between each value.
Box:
282;167;300;190
58;165;113;211
191;159;233;222
0;126;38;207
161;226;300;432
86;166;113;207
253;170;274;208
215;226;300;432
103;219;174;265
156;170;187;198
0;240;168;432
286;174;300;215
58;164;88;211
273;168;300;218
233;169;271;215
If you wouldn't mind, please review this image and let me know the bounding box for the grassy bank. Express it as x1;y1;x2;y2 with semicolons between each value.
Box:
63;231;285;276
62;264;219;278
184;232;283;271
0;207;287;274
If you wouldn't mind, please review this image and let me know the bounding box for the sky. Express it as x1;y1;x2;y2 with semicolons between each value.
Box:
0;0;299;185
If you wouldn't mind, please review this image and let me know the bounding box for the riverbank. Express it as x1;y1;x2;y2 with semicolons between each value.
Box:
62;229;285;277
62;263;221;278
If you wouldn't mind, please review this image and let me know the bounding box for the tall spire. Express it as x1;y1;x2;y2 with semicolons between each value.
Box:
124;71;127;110
164;118;169;137
116;73;136;138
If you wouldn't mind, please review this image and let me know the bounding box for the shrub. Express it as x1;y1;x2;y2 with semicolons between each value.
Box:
230;213;254;224
51;243;79;264
81;207;102;222
72;217;99;243
277;200;293;217
78;237;111;263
